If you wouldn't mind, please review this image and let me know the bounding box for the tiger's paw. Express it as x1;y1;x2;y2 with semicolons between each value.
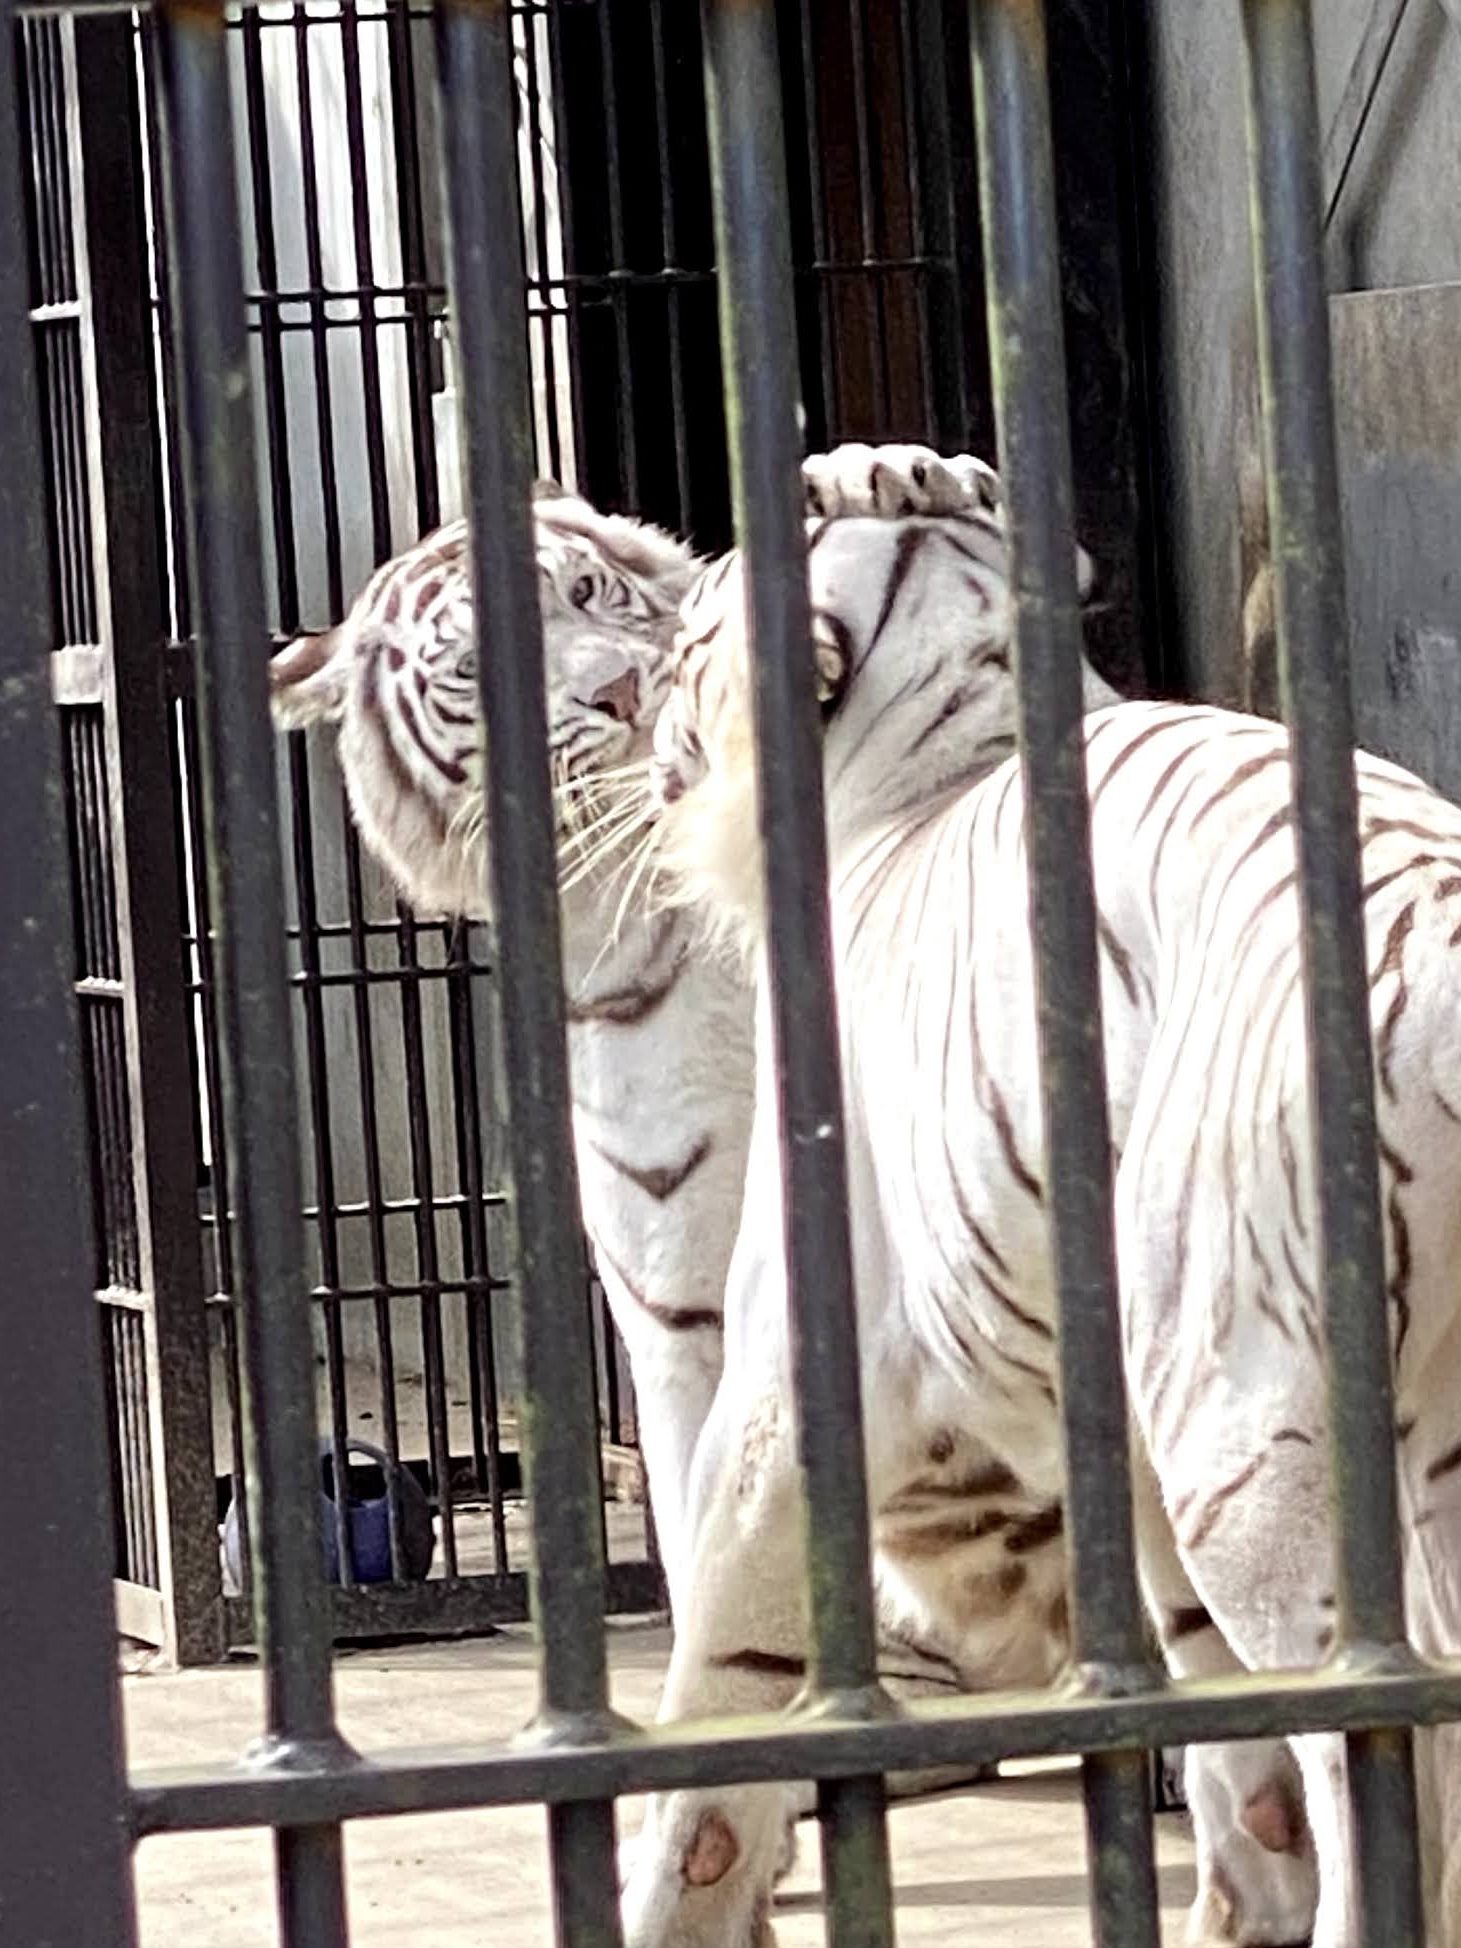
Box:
622;1787;794;1948
801;443;1000;523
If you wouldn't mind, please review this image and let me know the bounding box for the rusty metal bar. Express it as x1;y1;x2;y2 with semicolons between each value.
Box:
968;1;1161;1944
431;1;621;1941
1239;0;1423;1940
152;0;352;1938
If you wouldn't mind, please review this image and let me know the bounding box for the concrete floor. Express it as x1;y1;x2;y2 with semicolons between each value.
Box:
125;1623;1199;1947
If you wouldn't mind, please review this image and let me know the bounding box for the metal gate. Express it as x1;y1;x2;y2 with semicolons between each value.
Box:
2;0;1455;1945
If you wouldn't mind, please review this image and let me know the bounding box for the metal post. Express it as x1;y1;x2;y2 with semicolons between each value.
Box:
1239;0;1423;1939
432;0;622;1940
0;10;136;1942
65;7;222;1667
153;0;353;1937
701;3;893;1945
968;2;1161;1944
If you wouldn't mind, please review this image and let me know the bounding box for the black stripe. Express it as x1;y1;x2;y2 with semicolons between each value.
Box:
1163;1603;1215;1643
708;1649;808;1678
589;1135;712;1202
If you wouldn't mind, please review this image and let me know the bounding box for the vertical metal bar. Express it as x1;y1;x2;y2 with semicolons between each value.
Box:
0;10;136;1939
701;5;893;1947
152;2;352;1939
433;5;621;1936
1239;1;1423;1939
434;0;613;1742
337;0;395;561
286;743;366;1586
593;0;640;509
291;0;347;621
383;0;441;533
647;0;692;528
339;832;410;1564
67;7;223;1664
845;0;891;433
702;0;880;1718
967;4;1161;1946
795;0;839;446
395;913;460;1577
516;3;568;486
446;926;510;1573
904;0;968;450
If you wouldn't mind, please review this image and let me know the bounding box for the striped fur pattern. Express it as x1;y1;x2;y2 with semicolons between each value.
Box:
266;447;1061;1723
624;501;1461;1948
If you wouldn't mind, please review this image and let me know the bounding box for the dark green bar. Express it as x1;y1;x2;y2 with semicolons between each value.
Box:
1239;1;1423;1939
968;2;1160;1944
432;0;614;1739
153;4;352;1941
704;3;899;1941
431;11;624;1944
700;0;882;1721
817;1776;896;1948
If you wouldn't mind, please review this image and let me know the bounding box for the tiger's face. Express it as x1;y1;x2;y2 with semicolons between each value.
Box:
270;491;699;919
649;507;1110;954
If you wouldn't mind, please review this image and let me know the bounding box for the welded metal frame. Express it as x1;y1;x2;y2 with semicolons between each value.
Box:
0;0;1452;1944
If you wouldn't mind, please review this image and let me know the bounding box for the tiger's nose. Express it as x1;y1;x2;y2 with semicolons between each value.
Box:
587;667;640;724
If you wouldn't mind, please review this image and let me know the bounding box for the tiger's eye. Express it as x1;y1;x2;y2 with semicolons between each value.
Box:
569;574;595;608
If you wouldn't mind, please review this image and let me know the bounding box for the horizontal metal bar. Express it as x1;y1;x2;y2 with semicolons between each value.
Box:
132;1658;1461;1837
50;639;104;702
116;1578;170;1641
222;1564;666;1647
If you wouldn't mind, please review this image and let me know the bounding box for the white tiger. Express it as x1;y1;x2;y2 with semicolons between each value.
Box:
269;451;1324;1946
267;445;1083;1762
621;494;1461;1948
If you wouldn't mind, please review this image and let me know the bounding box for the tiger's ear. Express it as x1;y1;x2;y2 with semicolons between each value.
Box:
532;477;568;502
270;626;349;730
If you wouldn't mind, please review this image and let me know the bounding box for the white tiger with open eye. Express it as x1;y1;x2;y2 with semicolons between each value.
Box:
621;491;1461;1948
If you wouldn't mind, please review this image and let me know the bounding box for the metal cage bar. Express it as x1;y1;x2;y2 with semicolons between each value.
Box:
701;4;894;1944
62;6;221;1665
0;17;138;1942
967;2;1161;1943
1239;0;1424;1939
432;1;623;1940
151;0;354;1937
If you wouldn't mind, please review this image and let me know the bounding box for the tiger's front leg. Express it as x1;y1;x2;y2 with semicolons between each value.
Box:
621;1379;813;1948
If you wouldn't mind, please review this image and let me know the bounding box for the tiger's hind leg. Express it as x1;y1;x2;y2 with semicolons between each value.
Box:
1122;1229;1356;1948
1130;1438;1317;1946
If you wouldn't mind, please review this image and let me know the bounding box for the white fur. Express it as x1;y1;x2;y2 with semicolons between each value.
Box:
628;516;1425;1948
268;448;1058;1697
